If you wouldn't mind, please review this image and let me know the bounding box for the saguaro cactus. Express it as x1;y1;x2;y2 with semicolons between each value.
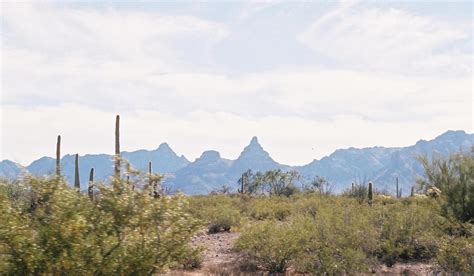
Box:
396;177;399;198
411;186;415;197
368;182;373;206
56;135;61;177
149;161;159;198
74;154;80;190
148;161;153;187
114;115;121;178
88;168;94;200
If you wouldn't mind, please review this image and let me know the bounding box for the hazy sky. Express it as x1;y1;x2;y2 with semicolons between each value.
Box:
1;0;473;166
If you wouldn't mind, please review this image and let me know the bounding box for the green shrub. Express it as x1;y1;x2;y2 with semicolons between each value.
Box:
0;176;201;274
235;194;450;273
174;246;204;270
437;236;474;273
374;199;443;266
418;150;474;223
291;204;376;274
244;197;292;221
234;220;299;273
188;194;242;233
205;206;241;233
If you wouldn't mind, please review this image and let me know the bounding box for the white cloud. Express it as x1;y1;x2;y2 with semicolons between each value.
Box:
299;4;472;75
1;2;472;166
2;2;228;69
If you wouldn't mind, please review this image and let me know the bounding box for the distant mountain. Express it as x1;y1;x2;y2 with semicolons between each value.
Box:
228;137;287;179
0;160;24;179
10;143;190;191
298;130;473;194
167;150;233;194
122;143;189;173
370;130;474;194
1;130;472;195
166;137;287;194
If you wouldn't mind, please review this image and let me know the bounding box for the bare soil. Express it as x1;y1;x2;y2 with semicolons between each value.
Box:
375;262;442;275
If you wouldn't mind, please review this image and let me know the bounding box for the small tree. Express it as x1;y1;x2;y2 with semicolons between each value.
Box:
305;176;334;195
417;150;474;223
238;169;253;194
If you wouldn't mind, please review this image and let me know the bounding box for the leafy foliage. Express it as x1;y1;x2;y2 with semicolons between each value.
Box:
303;176;335;195
0;175;201;274
187;195;241;233
418;149;474;223
235;220;299;273
237;169;300;196
233;193;468;273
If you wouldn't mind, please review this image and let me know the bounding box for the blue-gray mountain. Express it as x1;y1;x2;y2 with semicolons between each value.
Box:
1;130;472;195
1;143;190;191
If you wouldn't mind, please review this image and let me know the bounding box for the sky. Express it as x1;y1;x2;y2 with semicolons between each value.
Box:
0;0;473;166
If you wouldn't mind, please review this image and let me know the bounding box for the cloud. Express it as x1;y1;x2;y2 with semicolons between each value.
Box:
298;4;472;75
3;48;471;122
1;2;472;165
2;2;229;69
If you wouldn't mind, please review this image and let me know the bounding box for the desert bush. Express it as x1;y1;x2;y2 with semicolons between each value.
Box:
436;236;474;273
348;182;369;204
188;195;242;233
235;195;376;274
303;176;335;195
235;193;452;273
237;169;300;196
0;175;201;274
291;200;378;274
234;220;299;273
374;194;397;205
244;196;292;221
373;199;443;266
205;206;241;233
418;150;474;223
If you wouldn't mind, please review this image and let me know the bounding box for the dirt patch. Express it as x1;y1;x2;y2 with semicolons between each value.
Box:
193;231;242;273
166;231;245;275
375;262;441;275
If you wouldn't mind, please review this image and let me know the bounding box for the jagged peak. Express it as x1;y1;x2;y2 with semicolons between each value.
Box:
250;136;259;145
243;136;264;151
157;142;172;151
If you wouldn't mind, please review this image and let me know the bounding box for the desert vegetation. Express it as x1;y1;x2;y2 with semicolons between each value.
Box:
0;116;472;274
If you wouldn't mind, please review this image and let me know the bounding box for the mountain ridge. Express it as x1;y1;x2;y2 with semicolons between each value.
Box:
1;130;472;194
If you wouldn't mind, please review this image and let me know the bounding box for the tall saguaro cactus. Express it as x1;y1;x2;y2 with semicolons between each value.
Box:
114;115;121;178
88;168;94;200
56;135;61;177
149;161;159;198
396;177;399;199
368;182;373;206
148;161;152;186
74;154;80;190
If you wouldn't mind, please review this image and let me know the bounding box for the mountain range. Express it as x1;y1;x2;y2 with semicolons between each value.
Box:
1;130;472;195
